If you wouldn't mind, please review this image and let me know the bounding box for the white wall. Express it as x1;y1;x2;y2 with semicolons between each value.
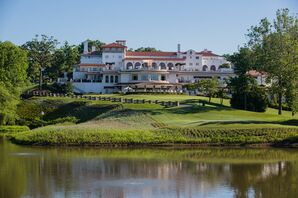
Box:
102;52;124;70
120;73;131;83
73;71;85;79
80;55;102;64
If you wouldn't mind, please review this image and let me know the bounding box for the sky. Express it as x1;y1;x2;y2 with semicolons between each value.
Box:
0;0;297;54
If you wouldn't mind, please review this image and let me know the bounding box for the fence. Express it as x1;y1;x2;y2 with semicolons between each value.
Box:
31;92;180;107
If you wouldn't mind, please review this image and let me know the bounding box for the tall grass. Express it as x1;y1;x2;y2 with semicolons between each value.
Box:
9;125;298;146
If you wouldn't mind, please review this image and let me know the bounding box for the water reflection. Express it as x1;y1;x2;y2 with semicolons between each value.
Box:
1;138;298;198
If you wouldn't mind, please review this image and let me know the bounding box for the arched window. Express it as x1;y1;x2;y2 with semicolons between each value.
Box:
126;62;133;70
210;65;216;71
152;62;158;69
159;62;166;70
203;65;208;71
142;62;149;69
135;62;141;69
167;63;174;70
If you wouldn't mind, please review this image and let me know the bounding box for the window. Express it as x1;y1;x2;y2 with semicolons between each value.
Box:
159;62;166;70
132;74;138;81
203;65;208;71
141;74;149;81
196;56;200;59
115;76;118;83
105;75;109;83
135;62;141;69
189;63;193;66
110;75;114;83
210;65;216;71
167;63;174;70
196;63;199;66
105;55;109;58
152;62;158;69
161;75;166;81
151;74;158;81
126;62;133;69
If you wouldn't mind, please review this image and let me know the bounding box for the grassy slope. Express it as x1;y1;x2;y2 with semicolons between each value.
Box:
10;95;298;146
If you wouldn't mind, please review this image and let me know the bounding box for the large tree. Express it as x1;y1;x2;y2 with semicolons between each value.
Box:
22;35;58;89
247;9;298;115
228;47;254;110
49;42;79;79
78;40;105;54
198;78;219;103
0;42;28;124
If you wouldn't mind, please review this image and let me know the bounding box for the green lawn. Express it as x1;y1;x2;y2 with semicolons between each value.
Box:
8;94;298;146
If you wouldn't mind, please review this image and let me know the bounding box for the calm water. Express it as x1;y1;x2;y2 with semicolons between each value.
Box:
1;138;298;198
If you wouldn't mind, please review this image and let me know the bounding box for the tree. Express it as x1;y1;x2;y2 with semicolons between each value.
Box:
286;81;298;116
247;9;298;115
49;42;79;80
134;47;159;52
22;35;58;89
184;83;197;91
219;63;231;69
0;42;28;124
78;40;105;54
228;47;256;110
198;78;219;103
228;76;268;112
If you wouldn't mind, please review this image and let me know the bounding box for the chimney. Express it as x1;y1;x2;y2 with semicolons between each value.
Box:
177;44;181;53
83;40;88;54
91;46;96;52
116;40;126;46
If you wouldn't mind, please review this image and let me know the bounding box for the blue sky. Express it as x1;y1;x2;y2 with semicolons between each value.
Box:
0;0;297;54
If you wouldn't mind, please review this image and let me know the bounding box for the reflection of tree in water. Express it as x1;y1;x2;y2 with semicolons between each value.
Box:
228;162;298;198
1;140;298;198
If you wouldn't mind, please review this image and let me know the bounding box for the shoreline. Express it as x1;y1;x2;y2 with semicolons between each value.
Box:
8;137;298;148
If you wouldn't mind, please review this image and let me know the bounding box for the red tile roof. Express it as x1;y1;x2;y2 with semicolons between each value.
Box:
124;57;185;61
102;42;127;48
79;64;106;67
196;50;220;57
247;70;266;77
126;51;177;57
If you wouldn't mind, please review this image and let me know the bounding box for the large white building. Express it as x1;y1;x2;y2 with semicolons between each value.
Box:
72;40;235;93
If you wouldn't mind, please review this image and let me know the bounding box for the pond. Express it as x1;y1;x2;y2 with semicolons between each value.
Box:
1;138;298;198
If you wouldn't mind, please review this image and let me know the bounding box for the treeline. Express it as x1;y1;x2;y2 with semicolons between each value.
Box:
186;9;298;115
229;8;298;115
0;37;106;124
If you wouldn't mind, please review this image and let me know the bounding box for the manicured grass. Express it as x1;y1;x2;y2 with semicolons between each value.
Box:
11;95;298;146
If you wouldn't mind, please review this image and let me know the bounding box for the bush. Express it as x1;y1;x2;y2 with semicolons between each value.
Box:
0;125;30;133
42;82;73;94
48;116;78;125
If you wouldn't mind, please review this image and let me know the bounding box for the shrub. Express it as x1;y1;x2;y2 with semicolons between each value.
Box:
0;125;30;133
